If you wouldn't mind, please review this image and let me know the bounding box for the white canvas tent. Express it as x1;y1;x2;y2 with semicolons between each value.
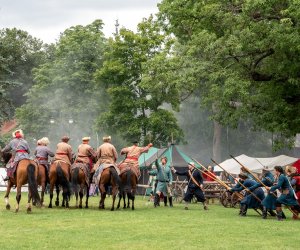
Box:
214;154;298;174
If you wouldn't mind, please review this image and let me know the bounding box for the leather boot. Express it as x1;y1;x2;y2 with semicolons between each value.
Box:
262;207;267;219
276;207;283;221
268;209;276;217
164;197;168;206
240;204;247;216
154;194;160;207
168;197;173;207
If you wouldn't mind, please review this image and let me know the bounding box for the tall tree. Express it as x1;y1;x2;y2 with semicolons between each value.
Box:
95;16;184;146
16;20;107;147
158;0;300;149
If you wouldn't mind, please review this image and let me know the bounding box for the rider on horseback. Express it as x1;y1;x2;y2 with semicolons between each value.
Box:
54;136;73;165
75;136;96;171
34;137;54;171
1;129;31;182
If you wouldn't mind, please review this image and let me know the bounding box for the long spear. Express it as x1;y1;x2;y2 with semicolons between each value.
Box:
192;158;243;200
229;155;298;218
211;158;262;203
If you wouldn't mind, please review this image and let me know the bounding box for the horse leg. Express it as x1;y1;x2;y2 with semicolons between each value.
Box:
15;185;21;213
4;181;13;210
74;188;79;208
127;195;130;209
99;183;106;209
55;184;60;207
111;185;118;211
79;184;84;209
40;181;46;207
27;191;32;213
117;192;122;209
85;184;89;209
123;192;126;209
48;182;54;208
63;187;69;208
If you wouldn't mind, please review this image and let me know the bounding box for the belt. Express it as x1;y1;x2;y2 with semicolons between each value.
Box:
158;180;169;183
126;156;138;161
16;150;27;153
56;152;68;155
78;155;89;158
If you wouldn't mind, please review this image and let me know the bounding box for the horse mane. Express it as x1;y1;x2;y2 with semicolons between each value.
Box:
1;151;12;164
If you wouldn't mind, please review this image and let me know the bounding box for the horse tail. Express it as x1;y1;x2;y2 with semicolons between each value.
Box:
57;163;71;198
109;166;121;187
27;163;41;206
71;167;79;194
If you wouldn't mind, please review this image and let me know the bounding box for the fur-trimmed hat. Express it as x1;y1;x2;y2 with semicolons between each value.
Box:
40;137;50;146
103;136;111;142
61;135;70;142
12;129;24;138
82;136;91;141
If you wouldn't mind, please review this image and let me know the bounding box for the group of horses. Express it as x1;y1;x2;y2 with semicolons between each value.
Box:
0;151;137;213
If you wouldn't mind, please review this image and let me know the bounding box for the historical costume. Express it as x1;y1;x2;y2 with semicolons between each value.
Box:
267;166;300;220
248;167;277;219
54;136;73;165
230;173;265;216
34;137;54;170
149;157;173;207
1;129;30;181
118;140;152;179
75;137;96;170
173;162;207;210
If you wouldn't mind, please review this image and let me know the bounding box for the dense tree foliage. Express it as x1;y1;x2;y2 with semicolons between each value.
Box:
158;0;300;149
95;17;184;146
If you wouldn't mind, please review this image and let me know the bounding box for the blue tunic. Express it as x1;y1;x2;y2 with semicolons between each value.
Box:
270;174;298;206
232;179;265;209
249;172;276;210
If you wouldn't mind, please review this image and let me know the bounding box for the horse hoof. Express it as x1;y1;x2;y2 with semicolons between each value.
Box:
15;209;19;213
111;208;114;211
6;204;11;210
62;204;65;208
55;201;59;206
48;204;52;208
85;206;88;209
27;207;32;213
79;205;82;209
132;207;135;210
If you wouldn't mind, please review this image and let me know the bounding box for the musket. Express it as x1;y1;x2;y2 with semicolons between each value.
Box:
229;155;299;218
192;158;243;200
211;158;262;203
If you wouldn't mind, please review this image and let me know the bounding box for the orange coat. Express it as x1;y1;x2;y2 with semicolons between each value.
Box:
93;142;118;170
76;143;96;165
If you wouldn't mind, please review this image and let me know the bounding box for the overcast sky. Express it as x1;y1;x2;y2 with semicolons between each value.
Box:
0;0;161;43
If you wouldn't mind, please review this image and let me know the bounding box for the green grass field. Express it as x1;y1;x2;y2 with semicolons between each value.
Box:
0;192;299;250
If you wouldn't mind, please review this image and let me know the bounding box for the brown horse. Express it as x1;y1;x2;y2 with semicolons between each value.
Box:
37;164;48;206
48;160;71;208
0;151;41;213
117;169;137;210
71;163;90;208
98;166;121;211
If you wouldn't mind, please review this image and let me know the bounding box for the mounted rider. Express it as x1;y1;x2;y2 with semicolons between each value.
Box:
54;136;73;165
75;136;96;171
118;140;152;179
1;129;31;181
34;137;54;171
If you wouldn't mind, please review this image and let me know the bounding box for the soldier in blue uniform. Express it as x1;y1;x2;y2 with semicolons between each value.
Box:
172;162;208;210
230;173;265;216
148;157;173;207
266;166;300;221
248;167;277;219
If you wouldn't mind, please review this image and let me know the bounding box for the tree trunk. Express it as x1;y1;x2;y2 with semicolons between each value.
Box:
213;120;222;163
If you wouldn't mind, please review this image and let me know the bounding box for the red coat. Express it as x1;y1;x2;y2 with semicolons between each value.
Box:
203;170;216;181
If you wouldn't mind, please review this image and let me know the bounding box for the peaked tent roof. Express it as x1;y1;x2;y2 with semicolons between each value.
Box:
139;144;201;169
214;154;298;174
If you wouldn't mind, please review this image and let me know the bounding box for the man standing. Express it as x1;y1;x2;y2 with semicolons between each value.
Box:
54;136;73;165
75;137;96;171
149;157;173;207
1;129;31;181
172;162;207;210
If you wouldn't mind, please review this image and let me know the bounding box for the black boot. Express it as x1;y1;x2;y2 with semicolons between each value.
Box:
268;209;276;217
276;207;284;221
168;197;173;207
154;194;160;207
240;204;247;216
262;207;267;219
164;197;168;206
